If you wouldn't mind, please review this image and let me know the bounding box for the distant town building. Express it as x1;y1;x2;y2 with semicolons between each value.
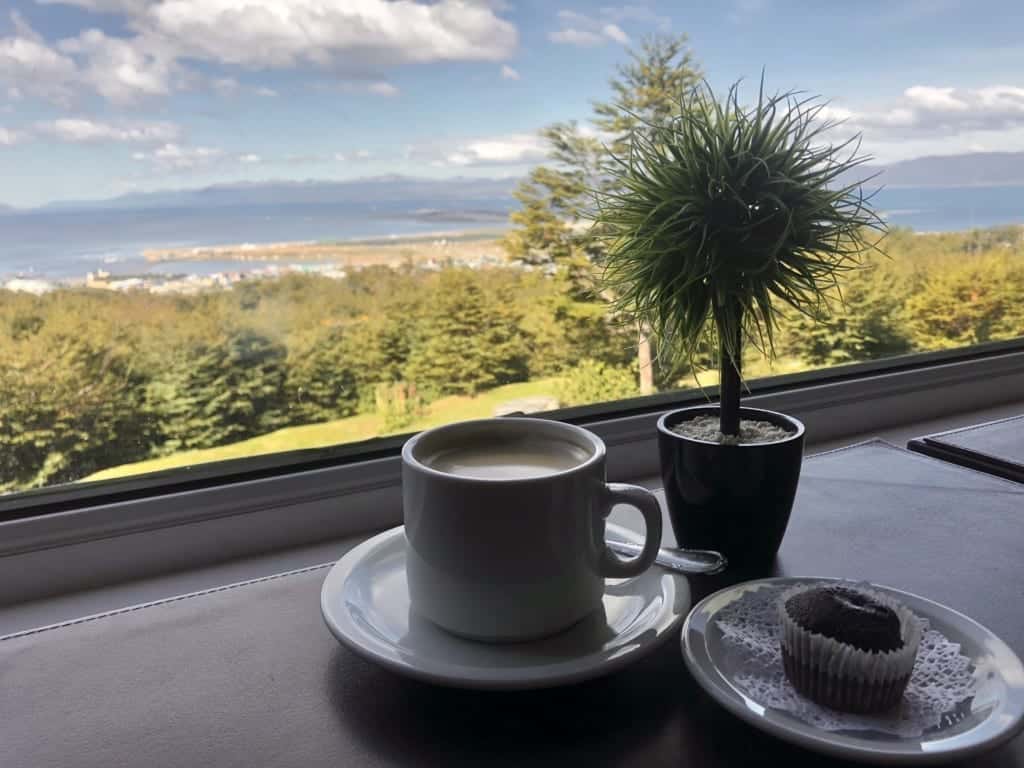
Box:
4;278;54;295
8;249;527;298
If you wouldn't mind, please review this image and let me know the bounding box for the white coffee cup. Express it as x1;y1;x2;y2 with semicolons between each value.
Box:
402;417;663;641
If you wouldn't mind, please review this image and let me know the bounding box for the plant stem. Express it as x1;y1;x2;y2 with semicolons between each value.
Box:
719;323;742;436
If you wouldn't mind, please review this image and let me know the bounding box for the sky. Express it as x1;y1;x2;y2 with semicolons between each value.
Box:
1;0;1023;207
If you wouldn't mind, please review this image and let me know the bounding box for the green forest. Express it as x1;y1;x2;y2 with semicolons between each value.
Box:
1;36;1023;493
2;224;1023;492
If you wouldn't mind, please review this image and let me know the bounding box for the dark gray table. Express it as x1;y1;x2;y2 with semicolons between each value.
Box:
909;414;1024;484
3;441;1024;767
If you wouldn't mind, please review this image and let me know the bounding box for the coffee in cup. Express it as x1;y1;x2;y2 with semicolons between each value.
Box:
419;435;589;479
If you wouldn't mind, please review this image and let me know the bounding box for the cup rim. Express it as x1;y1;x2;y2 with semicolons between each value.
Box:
402;417;606;483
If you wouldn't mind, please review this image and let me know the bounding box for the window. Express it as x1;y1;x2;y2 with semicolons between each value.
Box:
2;2;1023;499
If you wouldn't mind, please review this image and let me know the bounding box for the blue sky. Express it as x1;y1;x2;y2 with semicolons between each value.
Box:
2;0;1023;207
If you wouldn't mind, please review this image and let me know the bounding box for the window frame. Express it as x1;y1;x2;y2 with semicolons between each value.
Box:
3;337;1023;522
1;339;1022;606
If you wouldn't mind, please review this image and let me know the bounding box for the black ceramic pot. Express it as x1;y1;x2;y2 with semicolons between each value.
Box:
657;405;805;570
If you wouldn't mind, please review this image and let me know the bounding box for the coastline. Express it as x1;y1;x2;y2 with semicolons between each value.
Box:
3;228;513;295
142;228;506;264
5;218;1024;296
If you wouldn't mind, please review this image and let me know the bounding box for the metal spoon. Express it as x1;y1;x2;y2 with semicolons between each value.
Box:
606;539;727;575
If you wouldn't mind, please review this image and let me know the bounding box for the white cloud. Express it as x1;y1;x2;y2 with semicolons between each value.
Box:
500;64;520;80
367;81;399;96
4;1;517;107
904;86;969;112
413;133;546;167
817;105;857;123
313;79;401;96
0;126;21;145
0;16;78;105
600;4;671;29
129;141;266;175
144;0;516;68
550;27;605;46
333;149;373;162
551;10;632;46
58;29;178;105
827;84;1024;139
211;79;282;98
37;118;181;143
821;84;1024;161
146;142;224;171
0;15;175;106
976;85;1024;113
601;23;630;44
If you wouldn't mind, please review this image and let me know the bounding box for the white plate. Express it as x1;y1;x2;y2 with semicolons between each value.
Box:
682;577;1024;764
321;524;690;690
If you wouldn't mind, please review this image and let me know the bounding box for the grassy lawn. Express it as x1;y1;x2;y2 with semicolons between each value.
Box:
689;354;809;388
84;377;564;482
84;355;809;484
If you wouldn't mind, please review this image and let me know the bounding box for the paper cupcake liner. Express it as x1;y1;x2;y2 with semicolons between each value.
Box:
778;583;922;712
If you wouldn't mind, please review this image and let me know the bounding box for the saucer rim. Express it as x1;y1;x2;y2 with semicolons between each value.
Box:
321;523;690;690
681;576;1024;765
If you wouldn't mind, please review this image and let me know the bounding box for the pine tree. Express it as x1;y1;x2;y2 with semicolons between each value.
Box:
592;35;703;152
405;270;531;396
903;255;1023;350
0;334;150;490
147;330;288;454
779;257;913;366
286;327;361;425
504;35;703;392
592;36;703;393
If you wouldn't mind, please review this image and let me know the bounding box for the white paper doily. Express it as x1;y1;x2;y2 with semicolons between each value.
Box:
715;583;976;737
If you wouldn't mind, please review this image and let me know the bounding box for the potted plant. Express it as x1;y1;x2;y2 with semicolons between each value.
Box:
593;81;884;568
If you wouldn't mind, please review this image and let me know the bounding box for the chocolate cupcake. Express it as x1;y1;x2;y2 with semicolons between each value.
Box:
778;583;922;713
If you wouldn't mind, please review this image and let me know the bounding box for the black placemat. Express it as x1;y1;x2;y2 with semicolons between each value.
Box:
2;441;1023;768
909;414;1024;483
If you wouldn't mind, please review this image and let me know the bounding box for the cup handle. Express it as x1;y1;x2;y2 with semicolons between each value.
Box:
597;483;663;579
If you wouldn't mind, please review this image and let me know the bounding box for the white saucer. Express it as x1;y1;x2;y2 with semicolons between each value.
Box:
321;523;690;690
682;577;1024;765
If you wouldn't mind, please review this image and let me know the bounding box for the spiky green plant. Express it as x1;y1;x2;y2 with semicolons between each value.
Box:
593;80;885;436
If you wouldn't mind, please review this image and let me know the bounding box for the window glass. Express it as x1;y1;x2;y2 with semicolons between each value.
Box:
1;2;1022;494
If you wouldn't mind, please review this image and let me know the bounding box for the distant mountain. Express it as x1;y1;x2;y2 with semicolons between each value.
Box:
38;175;521;213
25;151;1024;213
855;152;1024;189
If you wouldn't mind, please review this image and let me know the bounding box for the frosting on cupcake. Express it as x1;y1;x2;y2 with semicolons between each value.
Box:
785;586;903;653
